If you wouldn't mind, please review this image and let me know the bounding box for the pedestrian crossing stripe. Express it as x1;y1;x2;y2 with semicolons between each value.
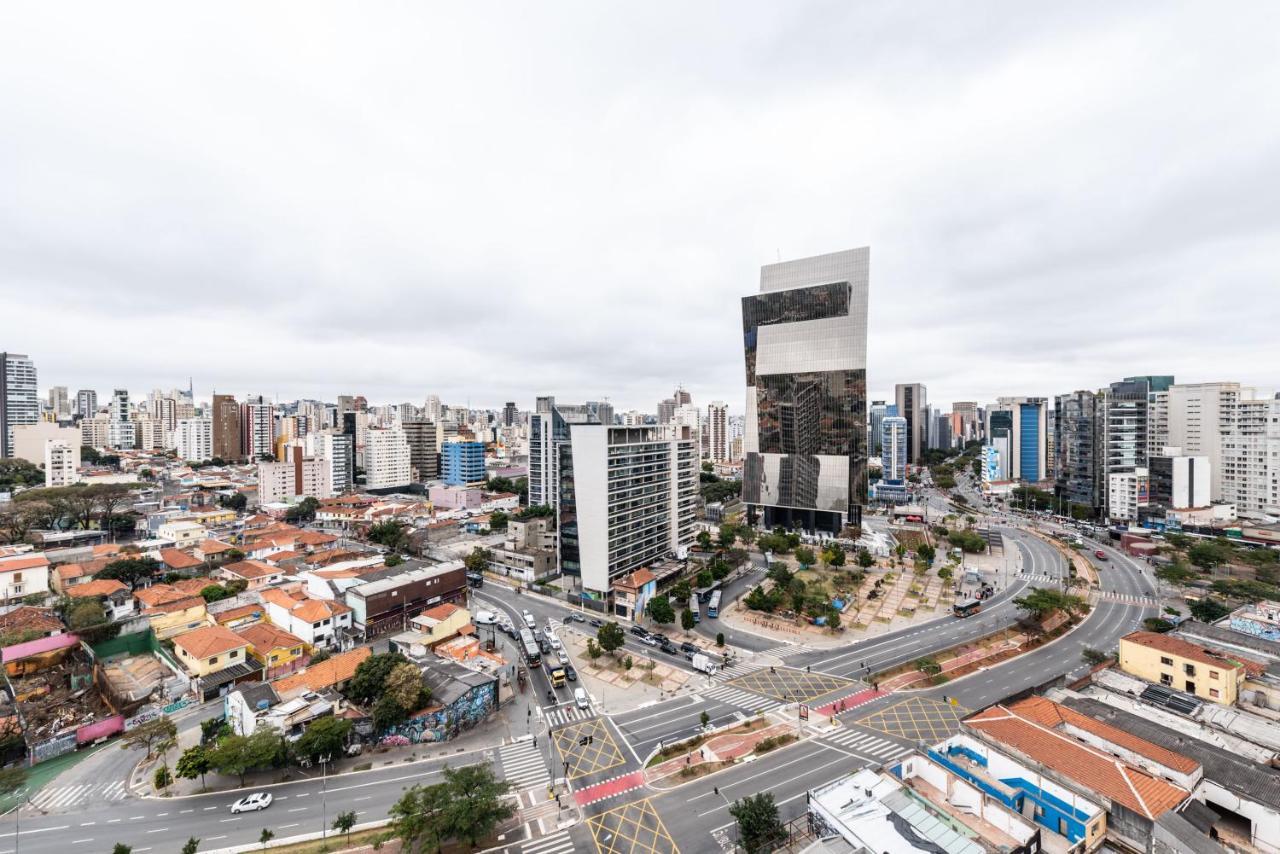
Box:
758;642;811;658
701;685;780;712
497;741;552;790
820;728;910;762
29;780;129;810
545;706;595;728
716;662;766;680
520;829;574;854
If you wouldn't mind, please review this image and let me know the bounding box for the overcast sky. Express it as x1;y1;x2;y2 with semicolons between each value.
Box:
3;3;1279;414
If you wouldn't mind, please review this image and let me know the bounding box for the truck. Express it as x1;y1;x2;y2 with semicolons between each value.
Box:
549;666;567;688
690;653;718;675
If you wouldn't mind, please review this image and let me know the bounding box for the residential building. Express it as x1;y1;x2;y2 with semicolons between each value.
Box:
212;393;242;460
75;388;98;419
441;440;485;486
1148;447;1210;510
528;396;600;509
559;423;698;598
502;401;517;427
404;603;471;647
80;412;110;448
1222;394;1280;516
364;427;412;490
894;383;928;466
706;401;728;462
742;247;869;533
133;584;208;639
171;624;257;700
235;622;309;680
257;443;332;503
0;553;50;603
1098;377;1170;517
309;431;354;494
1107;468;1149;522
134;415;165;451
106;388;135;450
158;520;207;546
47;386;69;419
344;560;467;638
66;578;134;622
986;397;1048;484
11;421;80;465
486;517;556;582
218;559;284;590
402;419;439;481
0;352;37;458
1055;391;1102;513
260;588;354;649
868;400;886;456
952;400;980;445
173;417;213;463
240;395;275;459
272;647;370;700
881;415;908;483
1118;630;1245;705
610;568;656;621
44;440;77;487
1167;382;1245;503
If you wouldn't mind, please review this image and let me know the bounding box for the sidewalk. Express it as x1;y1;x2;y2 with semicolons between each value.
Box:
645;720;798;787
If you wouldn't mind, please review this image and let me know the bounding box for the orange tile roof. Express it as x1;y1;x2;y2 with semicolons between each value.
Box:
297;531;337;547
198;539;236;554
419;603;461;622
612;567;655;591
66;578;129;598
292;598;350;622
214;603;266;624
222;560;280;580
0;607;63;635
160;548;203;570
172;624;250;659
91;544;124;558
266;550;306;563
273;647;370;695
965;699;1189;819
236;622;304;652
135;584;201;609
56;563;87;581
1122;631;1244;671
0;555;50;572
173;577;215;596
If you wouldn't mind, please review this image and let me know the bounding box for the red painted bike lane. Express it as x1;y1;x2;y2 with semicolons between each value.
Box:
572;770;646;806
814;687;888;716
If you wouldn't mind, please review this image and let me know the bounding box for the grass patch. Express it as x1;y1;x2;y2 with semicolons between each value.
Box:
753;734;798;755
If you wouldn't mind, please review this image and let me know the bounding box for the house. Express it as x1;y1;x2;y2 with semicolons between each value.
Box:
0;607;64;643
212;602;266;631
51;558;107;595
132;584;208;639
379;658;499;744
0;554;51;604
171;624;260;700
610;568;656;622
66;578;134;622
260;588;354;650
157;520;206;546
1118;630;1247;705
235;622;309;680
344;561;467;639
407;604;471;647
158;548;203;574
272;647;371;700
218;560;284;590
224;681;281;736
193;539;237;561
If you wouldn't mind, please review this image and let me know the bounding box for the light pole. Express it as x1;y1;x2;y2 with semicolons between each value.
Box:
320;753;330;840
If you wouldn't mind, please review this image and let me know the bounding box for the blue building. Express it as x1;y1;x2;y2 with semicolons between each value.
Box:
441;441;485;486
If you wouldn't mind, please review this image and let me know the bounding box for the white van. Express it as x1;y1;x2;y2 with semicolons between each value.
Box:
522;610;536;629
574;687;590;709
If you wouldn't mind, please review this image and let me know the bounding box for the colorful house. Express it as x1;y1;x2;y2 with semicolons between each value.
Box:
235;622;309;680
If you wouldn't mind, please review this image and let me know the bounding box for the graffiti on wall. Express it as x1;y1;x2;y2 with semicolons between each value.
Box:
379;683;496;746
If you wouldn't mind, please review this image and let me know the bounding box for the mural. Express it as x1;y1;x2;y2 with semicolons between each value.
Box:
379;682;496;746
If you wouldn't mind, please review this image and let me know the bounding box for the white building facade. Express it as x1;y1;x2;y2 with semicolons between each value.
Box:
363;427;412;490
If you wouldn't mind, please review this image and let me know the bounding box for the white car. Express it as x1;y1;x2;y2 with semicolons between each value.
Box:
557;650;570;666
574;687;590;709
474;610;498;625
230;792;273;813
549;634;562;650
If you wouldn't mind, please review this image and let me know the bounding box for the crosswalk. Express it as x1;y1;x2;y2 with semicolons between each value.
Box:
701;684;780;714
497;739;552;792
544;705;595;729
818;728;910;764
757;642;811;659
518;830;574;854
1019;573;1060;584
1099;591;1159;606
29;780;129;811
716;660;766;680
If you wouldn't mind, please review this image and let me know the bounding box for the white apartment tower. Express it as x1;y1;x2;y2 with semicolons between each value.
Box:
173;418;213;463
107;389;136;450
257;443;333;503
1;353;38;458
240;396;276;459
707;401;729;463
44;440;78;487
364;427;412;490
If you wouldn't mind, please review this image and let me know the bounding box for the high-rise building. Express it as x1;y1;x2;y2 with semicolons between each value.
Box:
0;353;38;458
1054;391;1102;513
503;402;517;428
586;400;614;427
441;440;486;486
425;395;443;424
1107;468;1149;522
257;443;333;503
47;386;70;420
656;398;676;425
212;394;242;460
894;384;928;466
951;402;979;445
707;401;729;463
881;416;908;484
1167;382;1244;503
363;427;412;491
173;418;213;463
240;396;275;460
868;401;886;456
741;247;868;533
309;431;354;494
1222;395;1280;516
1149;447;1210;511
75;388;98;420
529;396;601;509
44;440;78;487
986;397;1048;484
558;424;698;597
401;419;439;481
107;389;135;450
1097;377;1171;517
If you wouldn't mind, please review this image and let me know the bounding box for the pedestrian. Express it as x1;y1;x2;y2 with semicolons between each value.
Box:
713;786;719;796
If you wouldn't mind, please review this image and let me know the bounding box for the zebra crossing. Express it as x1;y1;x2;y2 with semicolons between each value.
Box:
1019;573;1061;584
29;780;129;811
517;829;574;854
716;660;766;680
1099;591;1159;606
757;642;811;659
701;684;780;714
544;704;595;729
497;739;552;792
818;728;910;764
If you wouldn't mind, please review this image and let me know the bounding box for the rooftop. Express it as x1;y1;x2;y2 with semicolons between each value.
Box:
236;622;305;652
273;647;370;697
1121;630;1245;671
173;624;250;659
66;578;129;598
222;559;281;580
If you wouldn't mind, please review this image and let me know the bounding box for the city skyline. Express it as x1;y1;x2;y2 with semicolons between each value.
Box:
4;4;1280;409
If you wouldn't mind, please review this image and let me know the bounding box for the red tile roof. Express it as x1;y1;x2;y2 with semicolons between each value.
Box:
235;622;305;652
172;624;250;659
273;647;370;696
1122;631;1245;672
0;555;50;572
160;548;203;570
66;578;129;598
0;607;63;636
222;560;280;580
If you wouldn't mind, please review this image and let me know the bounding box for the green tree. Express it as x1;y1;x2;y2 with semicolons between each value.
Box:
284;496;320;523
671;580;692;602
1012;588;1087;621
123;716;178;759
333;810;358;843
96;557;160;588
175;744;211;789
1188;597;1231;623
710;559;731;581
388;783;449;853
293;716;352;765
221;492;248;511
112;845;133;854
696;569;713;588
585;639;602;660
648;595;675;625
1143;617;1175;633
1188;540;1232;570
200;584;232;603
917;543;936;563
373;695;407;732
856;548;875;568
915;657;942;675
367;519;409;551
384;552;404;567
681;608;695;631
347;652;409;705
258;828;274;849
718;524;737;549
464;547;492;574
696;530;713;550
794;546;815;568
1081;647;1110;666
66;597;118;642
385;661;430;713
488;510;509;531
716;632;725;647
153;765;172;792
700;710;710;727
181;838;199;854
937;564;953;583
208;729;279;786
440;763;515;847
597;621;625;654
729;792;786;854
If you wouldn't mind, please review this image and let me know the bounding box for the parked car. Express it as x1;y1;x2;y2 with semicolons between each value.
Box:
574;687;590;709
659;640;679;655
629;626;650;638
230;792;273;814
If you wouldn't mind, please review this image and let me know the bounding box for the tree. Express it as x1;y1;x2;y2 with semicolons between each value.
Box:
1188;597;1231;623
718;524;737;549
347;652;409;705
385;661;430;713
176;744;211;789
585;639;602;660
1081;647;1110;666
389;783;450;854
294;716;352;765
671;580;692;602
1189;540;1232;570
825;545;846;567
0;765;27;795
700;710;710;727
696;568;713;588
221;492;248;511
681;608;695;631
333;810;358;843
463;547;492;574
730;792;786;854
310;647;331;665
915;657;942;676
97;557;160;589
696;531;713;550
112;845;133;854
794;547;815;568
384;552;404;567
123;716;178;759
1143;617;1175;633
258;828;274;849
373;695;407;732
716;632;725;647
1013;588;1087;622
937;564;953;583
66;597;117;642
856;548;875;568
367;519;409;551
917;543;936;564
208;729;279;786
648;595;675;626
440;763;515;847
200;584;232;603
488;510;509;531
284;496;320;523
154;765;172;792
181;839;199;854
597;621;625;654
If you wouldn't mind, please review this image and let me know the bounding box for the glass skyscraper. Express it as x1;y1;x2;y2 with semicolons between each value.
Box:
741;247;868;533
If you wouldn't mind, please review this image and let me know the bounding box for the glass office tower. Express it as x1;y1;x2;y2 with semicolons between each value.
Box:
741;247;869;533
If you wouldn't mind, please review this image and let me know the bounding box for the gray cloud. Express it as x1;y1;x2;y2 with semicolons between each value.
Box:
2;2;1278;414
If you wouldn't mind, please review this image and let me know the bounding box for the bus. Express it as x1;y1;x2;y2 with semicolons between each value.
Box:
691;599;701;624
519;629;541;667
706;590;722;619
952;599;982;618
